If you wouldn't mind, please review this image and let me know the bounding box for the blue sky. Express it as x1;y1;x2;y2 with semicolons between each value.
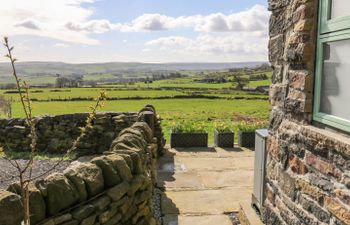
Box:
89;0;267;21
0;0;269;63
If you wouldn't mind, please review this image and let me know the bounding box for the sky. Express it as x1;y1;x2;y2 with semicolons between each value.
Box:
0;0;270;63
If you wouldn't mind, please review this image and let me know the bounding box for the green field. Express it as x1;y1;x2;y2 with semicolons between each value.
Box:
110;71;272;89
0;89;186;101
10;98;270;143
1;68;272;144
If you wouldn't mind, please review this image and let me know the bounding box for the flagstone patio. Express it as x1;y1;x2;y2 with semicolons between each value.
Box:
157;146;255;225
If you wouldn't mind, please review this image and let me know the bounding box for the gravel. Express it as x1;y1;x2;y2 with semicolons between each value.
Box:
152;188;163;224
0;159;71;190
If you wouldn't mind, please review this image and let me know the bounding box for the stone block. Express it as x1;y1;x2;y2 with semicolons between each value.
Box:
288;70;313;92
53;214;72;224
268;0;290;10
269;34;284;62
278;169;296;200
91;196;111;212
299;194;330;223
37;173;79;216
60;220;79;225
72;204;95;220
296;179;326;204
0;191;23;225
335;189;350;206
305;152;342;178
270;11;288;37
292;3;316;23
91;156;122;188
280;194;320;225
267;135;280;161
272;64;283;84
269;84;287;108
7;183;46;224
288;154;308;175
128;175;146;196
263;203;285;225
98;207;118;224
309;174;334;192
65;162;104;199
275;196;302;225
325;197;350;225
106;154;133;182
103;213;122;225
107;181;130;201
294;19;314;32
81;214;97;225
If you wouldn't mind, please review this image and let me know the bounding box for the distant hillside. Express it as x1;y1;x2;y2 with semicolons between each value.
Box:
0;61;266;77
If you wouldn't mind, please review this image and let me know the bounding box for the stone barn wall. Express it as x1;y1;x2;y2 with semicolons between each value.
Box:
266;0;350;225
0;106;165;225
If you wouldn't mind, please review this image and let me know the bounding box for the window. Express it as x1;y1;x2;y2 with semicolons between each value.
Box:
314;0;350;132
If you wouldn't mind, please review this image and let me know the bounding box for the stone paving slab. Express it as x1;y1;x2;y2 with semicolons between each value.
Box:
157;171;203;189
174;156;254;171
167;147;254;158
199;170;253;188
158;147;255;224
163;214;233;225
158;154;254;173
158;170;253;189
161;188;253;215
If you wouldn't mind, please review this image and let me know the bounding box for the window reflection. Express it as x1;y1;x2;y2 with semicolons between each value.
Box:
320;40;350;121
330;0;350;19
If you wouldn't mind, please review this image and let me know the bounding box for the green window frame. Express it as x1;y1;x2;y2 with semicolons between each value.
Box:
320;0;350;34
314;0;350;132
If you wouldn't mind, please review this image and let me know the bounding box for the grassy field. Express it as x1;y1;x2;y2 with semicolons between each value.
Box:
0;87;268;101
101;71;273;89
0;89;186;101
1;68;272;144
10;98;270;143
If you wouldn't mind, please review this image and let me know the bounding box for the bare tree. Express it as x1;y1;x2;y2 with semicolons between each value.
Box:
2;37;107;225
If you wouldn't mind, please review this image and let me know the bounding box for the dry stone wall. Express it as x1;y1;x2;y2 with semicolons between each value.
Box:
0;106;165;225
0;112;138;155
266;0;350;225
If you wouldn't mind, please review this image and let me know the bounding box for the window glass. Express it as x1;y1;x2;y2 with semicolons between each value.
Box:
330;0;350;19
320;39;350;121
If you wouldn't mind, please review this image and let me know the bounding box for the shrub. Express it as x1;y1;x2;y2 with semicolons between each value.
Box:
214;122;232;133
237;121;267;132
171;121;206;133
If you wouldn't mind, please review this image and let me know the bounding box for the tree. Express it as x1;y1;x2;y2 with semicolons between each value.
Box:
232;75;249;90
55;76;69;88
2;37;107;225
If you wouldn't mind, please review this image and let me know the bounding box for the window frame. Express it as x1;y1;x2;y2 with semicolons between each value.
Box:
320;0;350;34
314;0;350;133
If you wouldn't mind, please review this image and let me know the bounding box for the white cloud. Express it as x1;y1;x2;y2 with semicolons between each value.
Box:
113;5;269;33
14;19;41;30
0;0;102;45
147;36;192;47
65;19;113;33
147;34;268;57
0;2;269;62
142;5;269;61
0;2;268;46
116;14;173;32
53;43;70;48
